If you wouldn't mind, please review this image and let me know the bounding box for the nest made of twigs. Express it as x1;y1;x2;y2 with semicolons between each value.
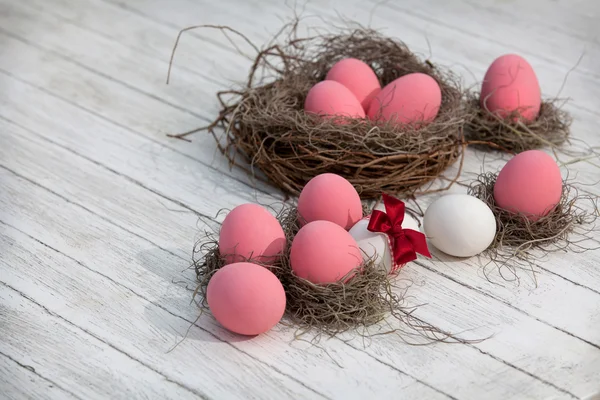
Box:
465;92;572;154
174;23;469;199
193;204;463;343
468;172;598;281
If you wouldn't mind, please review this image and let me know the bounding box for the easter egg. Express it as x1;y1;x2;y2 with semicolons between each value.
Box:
207;262;286;335
297;173;362;230
219;204;286;265
423;194;496;258
367;73;441;126
304;80;365;121
349;212;420;273
326;58;381;110
480;54;541;121
493;150;562;220
290;220;362;284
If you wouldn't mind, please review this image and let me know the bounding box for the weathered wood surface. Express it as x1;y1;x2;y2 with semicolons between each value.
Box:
1;0;599;399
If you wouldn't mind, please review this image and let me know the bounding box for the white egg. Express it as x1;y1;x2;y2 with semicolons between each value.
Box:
349;218;393;272
423;194;496;258
349;213;422;273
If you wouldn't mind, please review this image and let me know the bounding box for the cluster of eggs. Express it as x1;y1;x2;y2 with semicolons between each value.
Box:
305;52;542;126
205;50;559;336
423;150;562;257
207;173;421;336
480;54;541;121
304;58;442;126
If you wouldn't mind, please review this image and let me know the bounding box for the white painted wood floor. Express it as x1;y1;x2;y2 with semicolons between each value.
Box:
1;0;599;399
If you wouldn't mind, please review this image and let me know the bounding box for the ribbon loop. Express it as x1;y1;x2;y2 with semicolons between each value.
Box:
367;193;431;269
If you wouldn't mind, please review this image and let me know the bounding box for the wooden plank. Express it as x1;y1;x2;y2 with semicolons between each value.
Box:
448;0;600;44
0;1;278;196
0;120;453;400
0;353;79;400
0;124;586;399
365;0;600;76
2;0;599;195
0;140;452;398
1;0;598;398
400;263;600;397
0;1;227;122
0;50;278;222
0;226;331;400
21;0;250;82
0;284;201;400
18;0;599;173
21;0;600;140
91;0;600;114
0;120;198;261
1;0;598;311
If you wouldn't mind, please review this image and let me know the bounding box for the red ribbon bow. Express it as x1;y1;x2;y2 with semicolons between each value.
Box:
367;193;431;269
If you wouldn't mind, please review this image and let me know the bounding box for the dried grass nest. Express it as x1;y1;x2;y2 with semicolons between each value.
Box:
193;204;468;343
171;23;469;199
465;92;572;154
468;172;599;282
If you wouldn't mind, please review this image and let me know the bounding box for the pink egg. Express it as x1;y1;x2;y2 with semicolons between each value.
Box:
367;73;441;126
480;54;541;121
297;173;362;230
219;204;286;265
304;80;366;121
493;150;562;220
290;220;362;284
207;262;286;335
326;58;381;110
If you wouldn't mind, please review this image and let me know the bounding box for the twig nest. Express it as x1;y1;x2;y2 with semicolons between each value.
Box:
205;26;467;199
466;151;597;279
466;54;571;153
468;172;598;280
194;203;460;341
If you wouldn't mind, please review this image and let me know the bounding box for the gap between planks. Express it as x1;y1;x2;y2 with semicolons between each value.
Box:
0;134;596;393
0;1;596;396
0;350;82;400
0;34;598;338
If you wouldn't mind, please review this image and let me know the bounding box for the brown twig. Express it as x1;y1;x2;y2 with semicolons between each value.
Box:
465;93;572;154
468;172;599;284
169;22;469;199
192;204;477;344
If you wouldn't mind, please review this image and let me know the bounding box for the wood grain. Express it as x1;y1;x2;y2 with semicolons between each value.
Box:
0;353;79;400
0;284;201;400
0;120;453;400
1;0;599;398
0;218;328;400
0;120;591;399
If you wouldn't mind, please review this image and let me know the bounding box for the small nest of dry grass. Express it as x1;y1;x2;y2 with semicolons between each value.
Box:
468;172;599;282
465;92;572;153
170;22;468;199
193;204;467;343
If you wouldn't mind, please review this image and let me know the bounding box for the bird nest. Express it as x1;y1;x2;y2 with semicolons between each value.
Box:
468;172;598;282
465;93;572;153
169;23;468;199
193;204;469;343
